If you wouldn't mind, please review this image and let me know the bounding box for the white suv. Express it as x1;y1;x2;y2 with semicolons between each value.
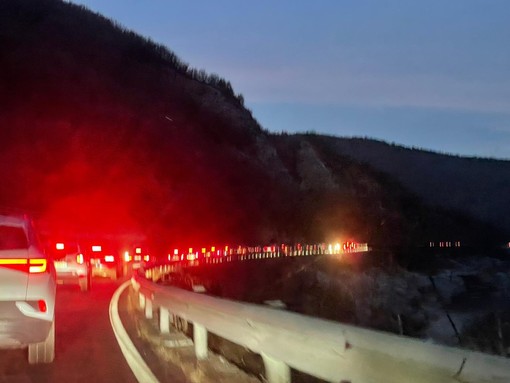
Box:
0;215;56;363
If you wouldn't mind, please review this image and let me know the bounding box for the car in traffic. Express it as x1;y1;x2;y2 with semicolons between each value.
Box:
52;241;91;292
0;214;56;363
90;244;122;280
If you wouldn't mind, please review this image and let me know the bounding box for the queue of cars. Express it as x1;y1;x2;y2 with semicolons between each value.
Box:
51;241;126;286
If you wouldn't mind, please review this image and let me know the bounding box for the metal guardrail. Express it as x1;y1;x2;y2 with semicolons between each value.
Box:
131;270;510;383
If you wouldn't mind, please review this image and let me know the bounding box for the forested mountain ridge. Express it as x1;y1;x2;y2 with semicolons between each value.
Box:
307;136;510;236
0;0;507;254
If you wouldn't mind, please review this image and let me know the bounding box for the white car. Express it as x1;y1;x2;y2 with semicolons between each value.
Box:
53;242;91;292
0;215;56;363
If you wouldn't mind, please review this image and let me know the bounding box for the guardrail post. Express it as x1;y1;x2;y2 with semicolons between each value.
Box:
145;297;153;319
261;353;290;383
160;307;170;334
193;323;208;360
139;292;145;310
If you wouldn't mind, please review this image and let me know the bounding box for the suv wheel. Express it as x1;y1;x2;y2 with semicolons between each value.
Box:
28;320;55;364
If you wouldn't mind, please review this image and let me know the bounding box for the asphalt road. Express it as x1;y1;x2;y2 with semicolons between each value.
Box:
0;278;137;383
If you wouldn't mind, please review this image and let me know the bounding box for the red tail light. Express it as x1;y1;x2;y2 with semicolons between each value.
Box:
0;258;48;273
0;258;26;272
38;300;47;313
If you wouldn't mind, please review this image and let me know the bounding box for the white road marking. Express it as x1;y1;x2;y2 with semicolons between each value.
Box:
109;280;159;383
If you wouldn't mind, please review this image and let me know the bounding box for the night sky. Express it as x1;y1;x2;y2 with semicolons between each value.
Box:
69;0;510;159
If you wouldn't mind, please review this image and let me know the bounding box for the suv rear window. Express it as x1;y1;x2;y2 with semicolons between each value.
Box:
0;226;28;251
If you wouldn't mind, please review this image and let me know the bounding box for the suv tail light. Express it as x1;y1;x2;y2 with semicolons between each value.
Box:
38;300;47;313
29;259;47;273
0;258;48;273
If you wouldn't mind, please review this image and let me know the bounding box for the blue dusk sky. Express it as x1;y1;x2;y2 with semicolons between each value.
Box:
69;0;510;159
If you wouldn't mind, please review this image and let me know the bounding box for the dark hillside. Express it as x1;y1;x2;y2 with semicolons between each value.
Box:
0;0;506;255
310;136;510;236
0;0;296;247
271;134;506;256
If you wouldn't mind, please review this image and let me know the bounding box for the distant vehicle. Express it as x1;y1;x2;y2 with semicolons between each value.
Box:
122;246;154;276
90;244;122;280
52;242;91;292
0;215;56;363
130;246;146;270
